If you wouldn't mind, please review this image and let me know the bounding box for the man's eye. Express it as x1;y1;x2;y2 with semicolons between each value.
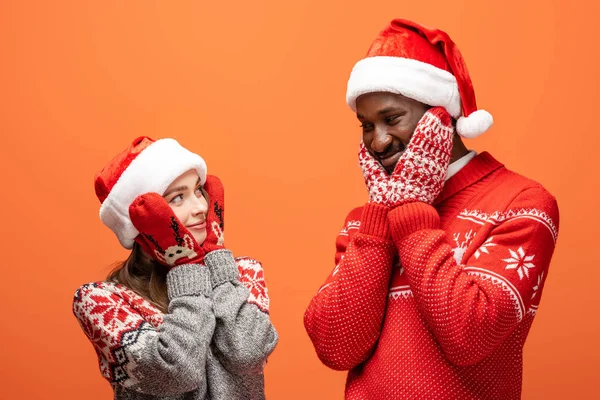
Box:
385;115;400;124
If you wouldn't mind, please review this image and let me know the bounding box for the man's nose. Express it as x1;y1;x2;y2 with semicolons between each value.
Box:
371;126;393;154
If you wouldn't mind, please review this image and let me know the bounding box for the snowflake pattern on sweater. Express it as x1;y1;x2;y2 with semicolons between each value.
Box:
236;257;270;313
304;152;559;400
73;282;164;385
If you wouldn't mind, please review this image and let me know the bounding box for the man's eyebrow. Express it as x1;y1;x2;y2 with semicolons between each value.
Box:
357;107;398;119
378;107;395;115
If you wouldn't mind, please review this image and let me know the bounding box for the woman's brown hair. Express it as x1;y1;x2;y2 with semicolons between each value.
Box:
107;243;169;313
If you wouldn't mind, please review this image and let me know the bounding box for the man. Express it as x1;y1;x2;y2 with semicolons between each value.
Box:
304;19;559;400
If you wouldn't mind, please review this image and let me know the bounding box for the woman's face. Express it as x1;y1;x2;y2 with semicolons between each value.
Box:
162;169;208;245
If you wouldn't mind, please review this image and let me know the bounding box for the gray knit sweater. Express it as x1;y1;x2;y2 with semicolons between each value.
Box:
73;249;278;399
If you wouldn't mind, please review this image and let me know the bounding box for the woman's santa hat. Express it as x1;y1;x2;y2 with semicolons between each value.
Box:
346;19;493;138
94;136;207;249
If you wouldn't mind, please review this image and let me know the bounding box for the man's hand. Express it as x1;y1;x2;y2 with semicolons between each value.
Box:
359;107;454;207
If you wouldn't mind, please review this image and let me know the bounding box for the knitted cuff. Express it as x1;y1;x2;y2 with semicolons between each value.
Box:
388;202;440;241
204;249;239;288
167;264;212;299
359;202;391;239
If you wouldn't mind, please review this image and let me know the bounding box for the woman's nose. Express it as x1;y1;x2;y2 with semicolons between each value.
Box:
190;197;208;217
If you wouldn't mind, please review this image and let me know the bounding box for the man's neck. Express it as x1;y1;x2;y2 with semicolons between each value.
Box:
450;136;469;164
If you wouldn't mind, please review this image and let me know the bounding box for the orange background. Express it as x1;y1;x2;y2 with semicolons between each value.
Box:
0;1;598;399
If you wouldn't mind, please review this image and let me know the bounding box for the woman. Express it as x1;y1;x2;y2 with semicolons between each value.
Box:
73;136;277;399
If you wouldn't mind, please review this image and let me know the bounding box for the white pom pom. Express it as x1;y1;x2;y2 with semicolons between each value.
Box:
456;110;494;139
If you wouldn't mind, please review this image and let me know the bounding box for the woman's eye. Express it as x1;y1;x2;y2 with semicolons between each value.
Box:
170;194;183;204
195;187;204;197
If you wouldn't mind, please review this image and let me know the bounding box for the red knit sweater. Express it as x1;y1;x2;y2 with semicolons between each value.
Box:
304;152;559;400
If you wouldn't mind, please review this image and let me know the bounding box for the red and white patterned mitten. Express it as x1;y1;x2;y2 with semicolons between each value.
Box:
391;107;454;205
129;193;206;268
203;175;225;249
358;141;394;206
358;107;453;207
235;257;270;313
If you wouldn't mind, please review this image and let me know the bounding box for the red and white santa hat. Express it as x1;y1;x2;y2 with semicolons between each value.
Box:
346;19;493;138
94;136;207;249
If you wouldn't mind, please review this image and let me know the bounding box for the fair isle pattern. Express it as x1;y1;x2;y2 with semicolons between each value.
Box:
464;266;525;322
451;230;475;264
72;282;163;385
395;111;454;204
531;272;544;300
339;221;361;236
358;110;453;207
305;153;559;400
236;257;270;313
474;236;497;259
452;231;498;265
503;247;536;280
389;285;413;300
458;208;558;243
527;304;539;316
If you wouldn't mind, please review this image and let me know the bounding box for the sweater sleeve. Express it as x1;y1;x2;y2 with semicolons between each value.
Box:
204;249;278;375
72;264;215;396
388;187;559;366
303;203;397;371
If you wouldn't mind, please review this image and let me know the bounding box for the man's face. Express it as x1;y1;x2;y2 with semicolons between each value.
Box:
356;92;429;174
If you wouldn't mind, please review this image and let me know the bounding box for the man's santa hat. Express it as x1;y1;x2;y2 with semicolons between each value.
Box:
94;136;207;249
346;19;493;138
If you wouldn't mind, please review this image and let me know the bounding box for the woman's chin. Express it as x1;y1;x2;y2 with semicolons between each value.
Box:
192;232;207;247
